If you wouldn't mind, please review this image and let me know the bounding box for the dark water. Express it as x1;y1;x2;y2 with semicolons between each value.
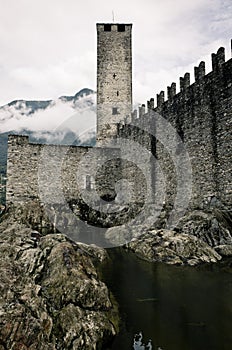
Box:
100;248;232;350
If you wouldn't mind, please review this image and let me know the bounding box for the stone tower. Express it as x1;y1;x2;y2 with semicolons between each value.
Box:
96;23;132;144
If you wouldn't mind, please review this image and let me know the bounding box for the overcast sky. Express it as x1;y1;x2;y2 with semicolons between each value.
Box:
0;0;231;107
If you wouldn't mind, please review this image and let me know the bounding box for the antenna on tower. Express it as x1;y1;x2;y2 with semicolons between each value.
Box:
112;10;115;22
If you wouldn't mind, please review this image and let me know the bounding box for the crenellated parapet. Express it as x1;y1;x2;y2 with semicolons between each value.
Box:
119;41;232;134
212;47;225;71
180;72;190;92
140;104;146;117
194;61;205;82
147;98;154;110
156;91;165;107
167;83;176;100
6;37;232;213
147;42;231;109
131;109;137;122
117;40;232;210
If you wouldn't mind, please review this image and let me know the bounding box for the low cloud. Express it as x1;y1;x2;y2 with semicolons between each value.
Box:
0;0;231;108
0;93;96;144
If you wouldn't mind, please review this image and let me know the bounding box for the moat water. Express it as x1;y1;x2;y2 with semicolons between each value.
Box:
100;248;232;350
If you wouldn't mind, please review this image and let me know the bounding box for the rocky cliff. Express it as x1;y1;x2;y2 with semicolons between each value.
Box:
0;205;117;350
105;208;232;266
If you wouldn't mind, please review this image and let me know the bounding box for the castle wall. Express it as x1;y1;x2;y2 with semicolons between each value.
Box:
118;47;232;210
214;57;232;207
6;43;232;215
6;135;122;206
7;136;43;203
117;122;156;206
154;49;232;209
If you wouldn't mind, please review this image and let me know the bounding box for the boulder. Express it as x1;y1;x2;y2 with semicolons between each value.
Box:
0;212;117;349
176;209;232;247
125;228;222;266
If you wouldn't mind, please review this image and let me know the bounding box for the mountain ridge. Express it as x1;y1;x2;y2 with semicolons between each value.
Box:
0;88;97;200
0;88;95;116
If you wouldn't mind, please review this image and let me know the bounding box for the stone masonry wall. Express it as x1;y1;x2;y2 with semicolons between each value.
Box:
118;46;232;210
6;135;123;206
96;23;132;144
6;44;232;214
7;136;43;203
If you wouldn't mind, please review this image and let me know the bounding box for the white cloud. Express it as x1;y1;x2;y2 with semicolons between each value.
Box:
0;94;96;143
8;52;95;101
0;0;231;107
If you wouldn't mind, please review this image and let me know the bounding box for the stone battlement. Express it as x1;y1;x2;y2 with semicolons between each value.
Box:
5;30;232;217
118;41;232;210
128;44;231;116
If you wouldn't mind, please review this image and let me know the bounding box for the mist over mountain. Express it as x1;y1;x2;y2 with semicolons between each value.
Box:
0;88;96;144
0;88;95;116
0;88;97;180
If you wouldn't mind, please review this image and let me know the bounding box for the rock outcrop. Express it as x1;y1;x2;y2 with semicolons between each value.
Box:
176;209;232;247
105;209;232;266
0;210;117;350
125;229;221;266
